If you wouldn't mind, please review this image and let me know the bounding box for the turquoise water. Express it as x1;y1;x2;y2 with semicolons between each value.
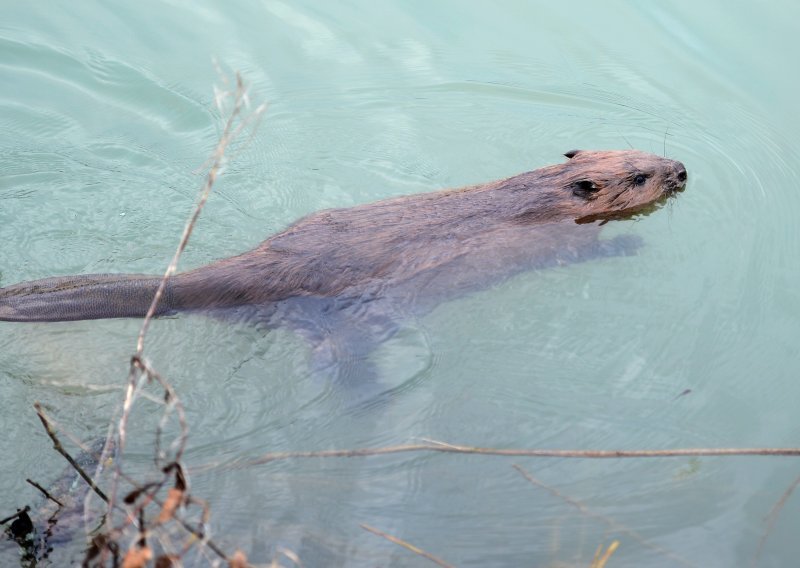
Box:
2;1;799;566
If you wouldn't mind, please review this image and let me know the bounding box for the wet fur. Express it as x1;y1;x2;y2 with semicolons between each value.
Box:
169;150;686;310
0;149;686;327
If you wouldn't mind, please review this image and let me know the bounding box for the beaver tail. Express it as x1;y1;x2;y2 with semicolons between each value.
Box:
0;274;174;322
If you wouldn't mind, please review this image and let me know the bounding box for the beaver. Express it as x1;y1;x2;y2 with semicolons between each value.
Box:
0;149;686;369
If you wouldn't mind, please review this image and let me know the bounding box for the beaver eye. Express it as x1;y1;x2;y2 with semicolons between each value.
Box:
572;179;598;198
634;174;648;186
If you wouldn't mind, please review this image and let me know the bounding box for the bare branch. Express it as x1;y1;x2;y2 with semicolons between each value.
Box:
753;471;800;567
90;68;266;567
361;524;454;568
513;464;696;568
26;478;65;508
34;403;108;503
0;506;31;526
203;441;800;472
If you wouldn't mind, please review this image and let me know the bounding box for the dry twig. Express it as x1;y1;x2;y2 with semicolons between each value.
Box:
512;464;696;568
752;471;800;567
204;441;800;472
34;402;108;503
86;68;265;568
0;506;31;526
268;547;303;568
25;478;65;508
360;523;454;568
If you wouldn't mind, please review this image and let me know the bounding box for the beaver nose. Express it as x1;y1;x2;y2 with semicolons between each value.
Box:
675;163;687;183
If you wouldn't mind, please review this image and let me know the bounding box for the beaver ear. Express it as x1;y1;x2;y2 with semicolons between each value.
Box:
572;179;598;198
564;149;582;159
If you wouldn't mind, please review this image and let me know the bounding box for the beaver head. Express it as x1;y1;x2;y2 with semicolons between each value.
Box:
510;149;687;224
563;149;686;223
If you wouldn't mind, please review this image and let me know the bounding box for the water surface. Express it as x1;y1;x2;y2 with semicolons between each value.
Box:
2;1;799;566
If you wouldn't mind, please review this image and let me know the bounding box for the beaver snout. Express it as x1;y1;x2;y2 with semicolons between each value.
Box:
675;163;687;183
668;161;688;192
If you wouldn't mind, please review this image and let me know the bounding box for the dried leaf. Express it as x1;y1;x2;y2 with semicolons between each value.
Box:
174;464;187;491
123;487;145;505
156;487;184;524
591;540;620;568
122;545;153;568
123;482;158;505
8;509;33;539
229;550;248;568
155;554;180;568
84;533;108;562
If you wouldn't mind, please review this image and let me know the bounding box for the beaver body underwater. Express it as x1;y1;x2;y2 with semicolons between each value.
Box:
0;150;686;369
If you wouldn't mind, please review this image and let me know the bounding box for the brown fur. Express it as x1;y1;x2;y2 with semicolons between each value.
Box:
171;149;686;308
0;149;686;324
